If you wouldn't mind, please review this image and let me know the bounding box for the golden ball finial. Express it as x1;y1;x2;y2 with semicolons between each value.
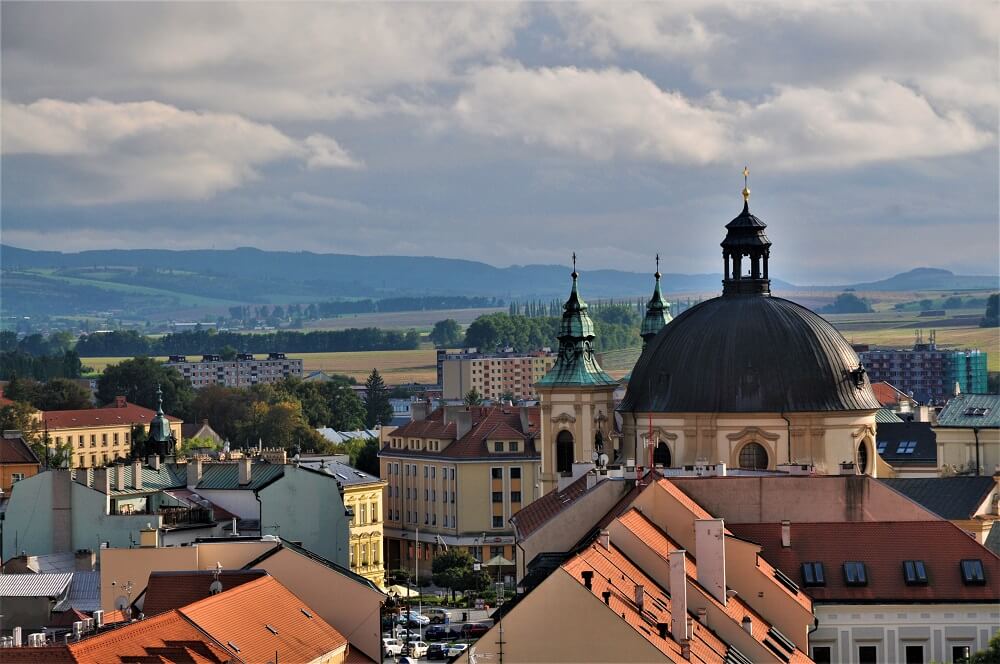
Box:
742;165;750;202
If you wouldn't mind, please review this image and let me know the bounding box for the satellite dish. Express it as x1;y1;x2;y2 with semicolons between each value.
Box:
209;580;223;595
115;596;129;610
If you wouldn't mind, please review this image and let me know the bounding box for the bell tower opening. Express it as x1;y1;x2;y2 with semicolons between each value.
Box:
721;167;771;296
653;442;670;467
556;431;574;476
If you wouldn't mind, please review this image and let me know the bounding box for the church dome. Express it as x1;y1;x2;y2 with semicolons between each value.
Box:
620;179;881;414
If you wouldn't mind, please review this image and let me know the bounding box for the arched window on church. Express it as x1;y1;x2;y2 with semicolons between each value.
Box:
857;441;868;474
738;442;768;470
653;441;670;467
556;431;574;476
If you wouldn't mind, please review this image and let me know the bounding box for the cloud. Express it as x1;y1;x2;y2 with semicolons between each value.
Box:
1;98;360;203
454;65;993;169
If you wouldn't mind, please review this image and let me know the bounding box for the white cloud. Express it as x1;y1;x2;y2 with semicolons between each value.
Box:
454;65;993;170
2;98;361;203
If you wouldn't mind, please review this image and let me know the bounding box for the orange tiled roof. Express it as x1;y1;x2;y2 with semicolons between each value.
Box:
68;610;233;664
179;575;348;664
616;509;812;663
382;406;540;460
141;569;267;617
871;381;916;407
43;402;180;430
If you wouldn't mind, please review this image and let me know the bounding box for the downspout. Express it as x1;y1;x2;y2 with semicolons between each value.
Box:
974;428;981;476
780;410;792;465
254;489;263;537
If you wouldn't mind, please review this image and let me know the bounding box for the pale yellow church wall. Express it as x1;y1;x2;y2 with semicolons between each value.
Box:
453;568;671;664
935;427;1000;475
538;387;616;493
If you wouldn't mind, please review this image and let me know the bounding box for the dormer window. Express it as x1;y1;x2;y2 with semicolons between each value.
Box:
903;560;928;585
960;559;985;585
843;561;867;586
510;440;519;452
801;562;826;587
494;441;504;452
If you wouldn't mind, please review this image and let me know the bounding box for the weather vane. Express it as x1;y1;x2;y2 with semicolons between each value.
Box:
742;165;751;202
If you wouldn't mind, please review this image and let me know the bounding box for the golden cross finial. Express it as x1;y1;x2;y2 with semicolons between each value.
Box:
742;165;750;202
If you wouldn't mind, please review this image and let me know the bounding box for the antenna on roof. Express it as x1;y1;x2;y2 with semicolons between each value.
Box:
209;561;223;595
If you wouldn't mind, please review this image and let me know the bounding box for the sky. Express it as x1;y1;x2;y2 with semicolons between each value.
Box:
1;1;997;285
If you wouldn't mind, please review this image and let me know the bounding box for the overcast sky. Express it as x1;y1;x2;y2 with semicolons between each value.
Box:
2;2;997;284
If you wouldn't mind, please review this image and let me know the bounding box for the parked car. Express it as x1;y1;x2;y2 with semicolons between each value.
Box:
426;643;449;660
423;607;452;624
425;625;450;641
461;622;490;638
447;643;469;658
397;611;430;626
382;638;403;657
401;640;429;658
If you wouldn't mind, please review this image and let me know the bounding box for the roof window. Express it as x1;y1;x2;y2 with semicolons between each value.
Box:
843;561;868;586
960;559;985;585
903;560;928;585
895;441;917;454
801;562;826;587
876;441;887;454
963;407;990;416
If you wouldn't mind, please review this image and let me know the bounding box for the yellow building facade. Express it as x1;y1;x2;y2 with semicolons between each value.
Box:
342;473;388;588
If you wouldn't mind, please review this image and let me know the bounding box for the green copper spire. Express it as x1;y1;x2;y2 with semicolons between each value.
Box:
537;255;617;388
148;384;172;443
640;254;672;347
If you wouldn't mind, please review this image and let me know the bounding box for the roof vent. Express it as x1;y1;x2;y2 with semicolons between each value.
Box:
581;570;594;590
602;590;611;605
301;608;313;618
265;624;278;635
227;641;240;652
741;616;752;634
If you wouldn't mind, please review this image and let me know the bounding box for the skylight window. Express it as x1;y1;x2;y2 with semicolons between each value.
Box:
876;441;887;454
963;407;990;416
895;441;917;454
843;561;867;586
903;560;928;585
802;562;826;587
960;559;985;585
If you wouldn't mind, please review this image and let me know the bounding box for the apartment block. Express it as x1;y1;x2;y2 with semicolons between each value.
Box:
165;352;303;388
439;348;556;401
855;341;988;404
378;403;541;576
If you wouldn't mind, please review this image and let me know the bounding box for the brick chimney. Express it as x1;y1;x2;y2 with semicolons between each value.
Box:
669;549;688;642
239;457;252;485
781;520;791;548
694;518;727;605
187;458;203;486
115;396;127;408
132;460;143;490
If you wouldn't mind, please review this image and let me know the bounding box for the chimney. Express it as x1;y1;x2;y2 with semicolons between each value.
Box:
519;408;531;435
139;523;159;548
12;627;21;647
742;616;752;634
634;584;645;612
455;409;473;440
781;520;791;548
602;591;611;605
93;610;104;629
115;464;125;492
72;621;83;641
599;529;610;550
581;570;594;590
238;457;252;485
669;549;688;642
411;400;430;422
115;396;127;408
92;467;110;494
132;460;143;490
187;458;203;486
148;454;160;471
586;472;597;490
231;517;238;535
694;519;727;605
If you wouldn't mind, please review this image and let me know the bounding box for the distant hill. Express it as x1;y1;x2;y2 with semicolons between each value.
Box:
2;245;995;320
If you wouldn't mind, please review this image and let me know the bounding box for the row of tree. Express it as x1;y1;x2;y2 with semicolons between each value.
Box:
228;295;503;323
460;308;642;353
74;327;420;357
0;349;86;381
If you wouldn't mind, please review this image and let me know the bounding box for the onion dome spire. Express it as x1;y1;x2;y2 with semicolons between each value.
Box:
148;383;173;445
641;253;672;347
722;166;771;296
537;254;617;388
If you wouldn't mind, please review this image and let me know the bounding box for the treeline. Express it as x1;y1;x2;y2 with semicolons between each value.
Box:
463;307;641;353
228;295;503;322
0;331;85;380
74;328;421;357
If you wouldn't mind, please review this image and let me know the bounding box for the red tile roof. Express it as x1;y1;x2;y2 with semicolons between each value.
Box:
563;541;729;663
43;401;180;430
1;434;39;464
382;406;540;460
871;381;917;407
1;646;78;663
511;474;592;538
729;521;1000;603
68;610;233;664
141;569;267;617
179;575;348;664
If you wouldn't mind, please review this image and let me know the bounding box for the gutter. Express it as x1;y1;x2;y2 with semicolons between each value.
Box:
974;427;981;476
780;411;792;465
254;489;263;537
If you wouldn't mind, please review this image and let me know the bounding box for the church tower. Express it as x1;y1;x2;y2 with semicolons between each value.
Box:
640;254;672;348
143;385;176;461
536;255;619;495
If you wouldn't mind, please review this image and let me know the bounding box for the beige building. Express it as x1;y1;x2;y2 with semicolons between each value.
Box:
43;396;182;469
934;393;1000;476
379;403;541;574
441;349;555;401
336;461;388;587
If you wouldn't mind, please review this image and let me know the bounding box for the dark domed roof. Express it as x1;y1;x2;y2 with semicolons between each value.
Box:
619;294;882;413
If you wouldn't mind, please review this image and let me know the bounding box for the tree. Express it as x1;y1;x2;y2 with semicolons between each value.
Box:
353;438;380;476
820;292;873;314
0;401;42;455
219;345;238;361
96;357;194;416
968;631;1000;664
179;435;219;459
464;389;484;406
36;378;92;411
919;298;934;310
363;369;393;427
429;319;463;348
981;293;999;328
3;374;42;404
499;390;516;404
324;382;367;430
432;549;478;602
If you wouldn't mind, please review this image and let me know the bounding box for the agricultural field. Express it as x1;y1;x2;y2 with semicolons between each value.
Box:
301;307;502;332
83;349;439;384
